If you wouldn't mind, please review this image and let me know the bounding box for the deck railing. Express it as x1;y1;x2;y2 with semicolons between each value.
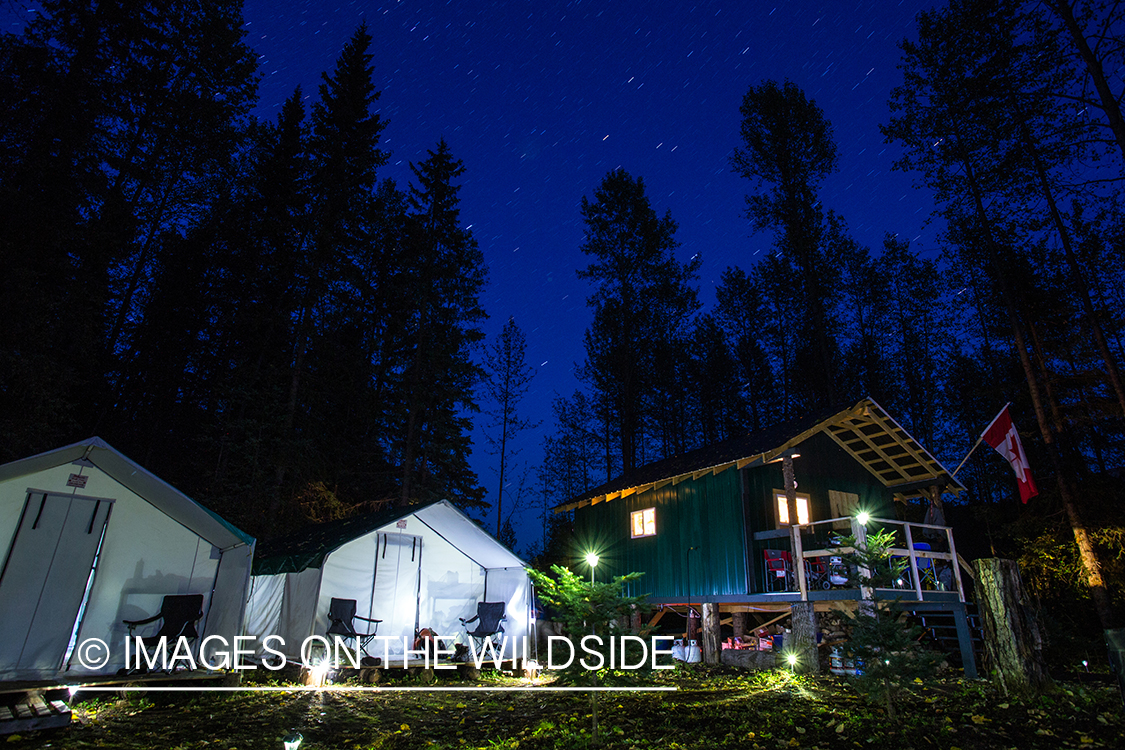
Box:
760;516;969;603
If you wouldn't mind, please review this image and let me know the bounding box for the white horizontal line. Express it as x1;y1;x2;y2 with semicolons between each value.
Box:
69;686;677;693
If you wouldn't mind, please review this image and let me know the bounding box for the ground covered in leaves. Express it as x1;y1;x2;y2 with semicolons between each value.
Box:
6;666;1123;750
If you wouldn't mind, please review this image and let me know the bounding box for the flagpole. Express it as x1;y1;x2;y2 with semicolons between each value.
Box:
951;437;982;478
951;403;1011;478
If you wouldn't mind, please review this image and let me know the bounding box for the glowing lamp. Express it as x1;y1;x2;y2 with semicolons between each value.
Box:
282;730;303;750
785;653;798;668
585;551;600;584
856;511;870;526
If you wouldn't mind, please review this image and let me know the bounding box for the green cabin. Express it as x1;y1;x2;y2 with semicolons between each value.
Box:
558;398;978;675
562;398;962;601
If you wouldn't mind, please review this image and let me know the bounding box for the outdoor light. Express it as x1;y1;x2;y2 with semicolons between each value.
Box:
786;653;798;667
585;551;600;584
310;660;330;687
1082;660;1089;672
282;730;303;750
856;511;870;526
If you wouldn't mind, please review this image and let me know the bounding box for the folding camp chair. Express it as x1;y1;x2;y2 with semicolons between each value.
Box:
763;549;794;592
122;594;205;672
326;598;382;657
459;602;506;653
804;557;833;590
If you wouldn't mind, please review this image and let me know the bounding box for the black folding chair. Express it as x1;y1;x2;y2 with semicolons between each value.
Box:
122;594;205;672
459;602;506;653
326;598;382;657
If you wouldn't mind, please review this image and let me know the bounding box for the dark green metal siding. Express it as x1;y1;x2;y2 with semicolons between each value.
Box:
575;466;747;599
743;432;892;532
572;431;895;599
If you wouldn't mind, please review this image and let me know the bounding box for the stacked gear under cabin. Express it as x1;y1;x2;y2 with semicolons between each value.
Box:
0;438;255;682
245;500;531;664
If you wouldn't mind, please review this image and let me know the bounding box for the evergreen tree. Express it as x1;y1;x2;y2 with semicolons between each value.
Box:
0;0;258;462
397;139;488;509
576;169;700;474
483;318;538;536
731;79;843;412
714;266;778;430
884;0;1122;628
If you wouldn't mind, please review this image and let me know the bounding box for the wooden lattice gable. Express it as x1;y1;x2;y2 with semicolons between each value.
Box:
822;399;964;498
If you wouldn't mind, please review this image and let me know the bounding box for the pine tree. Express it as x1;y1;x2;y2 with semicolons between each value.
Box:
884;0;1121;628
577;168;700;474
397;139;487;509
484;318;538;536
731;79;843;412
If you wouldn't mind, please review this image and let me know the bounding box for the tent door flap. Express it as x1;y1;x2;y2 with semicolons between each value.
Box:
0;493;112;675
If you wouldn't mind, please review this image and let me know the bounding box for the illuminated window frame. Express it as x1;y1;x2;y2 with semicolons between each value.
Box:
773;490;811;527
630;507;657;538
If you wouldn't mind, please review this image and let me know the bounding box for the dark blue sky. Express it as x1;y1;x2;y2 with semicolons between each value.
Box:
241;0;944;549
1;1;944;548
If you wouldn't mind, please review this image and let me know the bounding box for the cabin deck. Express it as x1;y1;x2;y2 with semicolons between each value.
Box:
643;516;980;678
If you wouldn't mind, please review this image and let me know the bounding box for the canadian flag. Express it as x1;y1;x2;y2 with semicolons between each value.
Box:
981;405;1038;503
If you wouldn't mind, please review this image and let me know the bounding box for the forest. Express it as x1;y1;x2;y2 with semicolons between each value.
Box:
1;0;1123;638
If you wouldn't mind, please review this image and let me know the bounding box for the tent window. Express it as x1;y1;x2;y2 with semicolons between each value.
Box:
630;507;656;538
774;491;811;527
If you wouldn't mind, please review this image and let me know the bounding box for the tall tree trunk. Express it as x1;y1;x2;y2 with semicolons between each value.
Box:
958;140;1117;629
1019;120;1125;417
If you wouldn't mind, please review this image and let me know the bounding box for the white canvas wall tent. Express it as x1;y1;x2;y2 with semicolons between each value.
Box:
0;438;255;682
245;500;531;662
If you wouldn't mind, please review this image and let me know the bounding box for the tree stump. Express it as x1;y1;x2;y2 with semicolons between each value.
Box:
702;603;721;665
789;602;819;674
972;558;1052;698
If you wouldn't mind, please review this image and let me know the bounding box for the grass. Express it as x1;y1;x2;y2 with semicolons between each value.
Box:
4;666;1122;749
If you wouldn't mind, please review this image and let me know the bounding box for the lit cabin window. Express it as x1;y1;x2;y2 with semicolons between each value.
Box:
630;507;656;538
774;491;811;526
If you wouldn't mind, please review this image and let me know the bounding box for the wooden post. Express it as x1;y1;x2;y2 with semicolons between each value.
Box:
851;516;872;609
732;611;747;640
702;603;721;665
904;523;924;600
783;455;807;597
947;526;966;602
972;558;1051;697
789;602;819;674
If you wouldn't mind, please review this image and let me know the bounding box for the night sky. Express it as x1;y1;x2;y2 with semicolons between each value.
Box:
7;1;945;547
246;0;945;547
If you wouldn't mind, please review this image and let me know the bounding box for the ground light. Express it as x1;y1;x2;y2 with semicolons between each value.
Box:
309;660;330;688
785;652;798;669
282;730;303;750
856;511;870;526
